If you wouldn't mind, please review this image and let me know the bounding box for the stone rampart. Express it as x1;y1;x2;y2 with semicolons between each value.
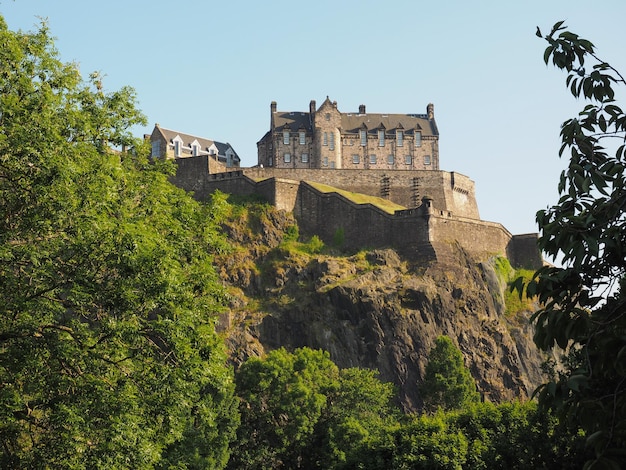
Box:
169;163;539;268
243;168;479;219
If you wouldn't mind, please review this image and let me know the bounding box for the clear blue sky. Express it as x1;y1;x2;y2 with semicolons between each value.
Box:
2;0;625;239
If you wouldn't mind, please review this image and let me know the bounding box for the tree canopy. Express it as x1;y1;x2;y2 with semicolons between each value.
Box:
0;16;238;468
420;336;480;412
518;21;626;469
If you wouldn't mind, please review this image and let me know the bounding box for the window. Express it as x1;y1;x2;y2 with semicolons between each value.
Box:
174;140;181;157
424;155;431;165
301;153;308;163
329;132;334;150
330;161;335;168
323;156;329;167
360;129;367;146
405;155;412;165
325;113;330;121
323;132;328;146
369;154;377;164
352;154;360;164
192;144;199;157
299;131;306;145
397;130;403;147
269;157;273;166
388;154;394;164
284;153;291;163
378;130;385;147
283;131;290;145
151;140;160;158
415;131;422;147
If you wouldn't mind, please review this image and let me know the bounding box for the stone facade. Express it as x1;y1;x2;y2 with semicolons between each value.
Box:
257;98;439;171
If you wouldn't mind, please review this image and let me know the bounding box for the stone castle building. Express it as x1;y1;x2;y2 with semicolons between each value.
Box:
257;97;438;171
157;97;542;269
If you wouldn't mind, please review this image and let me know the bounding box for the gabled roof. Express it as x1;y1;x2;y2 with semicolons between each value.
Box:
154;125;215;150
153;125;240;160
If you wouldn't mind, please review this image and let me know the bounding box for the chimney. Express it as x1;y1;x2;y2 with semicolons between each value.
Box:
359;104;366;114
271;101;277;114
309;99;316;115
427;103;434;120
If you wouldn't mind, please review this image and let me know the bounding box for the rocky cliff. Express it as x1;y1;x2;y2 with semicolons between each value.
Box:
216;201;545;412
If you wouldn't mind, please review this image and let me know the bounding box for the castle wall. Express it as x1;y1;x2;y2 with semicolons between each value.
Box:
243;168;480;219
427;213;513;261
169;165;539;268
296;183;395;250
170;155;211;194
508;234;543;270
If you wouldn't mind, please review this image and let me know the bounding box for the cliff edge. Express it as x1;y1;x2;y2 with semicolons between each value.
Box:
216;201;544;412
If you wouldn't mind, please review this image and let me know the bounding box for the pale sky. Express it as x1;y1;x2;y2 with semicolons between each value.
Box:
2;1;625;240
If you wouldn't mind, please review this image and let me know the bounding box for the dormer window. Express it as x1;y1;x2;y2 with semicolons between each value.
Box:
360;129;367;146
378;130;385;147
397;130;403;147
173;136;183;157
283;130;290;145
415;131;422;147
191;140;200;157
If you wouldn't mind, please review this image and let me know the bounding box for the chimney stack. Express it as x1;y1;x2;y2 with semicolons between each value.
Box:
427;103;434;120
359;104;366;114
309;99;316;115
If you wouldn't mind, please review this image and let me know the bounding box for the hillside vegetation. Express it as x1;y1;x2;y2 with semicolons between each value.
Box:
213;194;545;410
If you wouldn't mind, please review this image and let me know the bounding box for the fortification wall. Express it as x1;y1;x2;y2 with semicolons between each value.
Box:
296;183;396;250
243;168;479;219
169;164;539;268
426;212;513;261
296;183;438;261
508;234;543;270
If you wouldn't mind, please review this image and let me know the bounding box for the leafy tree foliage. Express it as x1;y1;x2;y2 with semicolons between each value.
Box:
516;22;626;468
0;17;237;468
449;401;588;469
420;336;480;412
229;347;398;469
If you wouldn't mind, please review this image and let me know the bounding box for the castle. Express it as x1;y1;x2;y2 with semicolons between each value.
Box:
257;97;438;171
152;98;542;269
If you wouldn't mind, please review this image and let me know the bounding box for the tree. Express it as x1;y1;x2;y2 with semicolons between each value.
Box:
230;348;400;469
518;21;626;468
0;16;238;468
308;367;399;469
229;347;340;469
420;336;480;412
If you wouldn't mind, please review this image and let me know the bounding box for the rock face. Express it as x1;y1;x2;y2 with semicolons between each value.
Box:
218;206;545;412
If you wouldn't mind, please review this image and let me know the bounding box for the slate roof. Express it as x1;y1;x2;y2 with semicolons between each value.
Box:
271;106;437;137
340;113;432;135
272;112;312;131
154;125;240;161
